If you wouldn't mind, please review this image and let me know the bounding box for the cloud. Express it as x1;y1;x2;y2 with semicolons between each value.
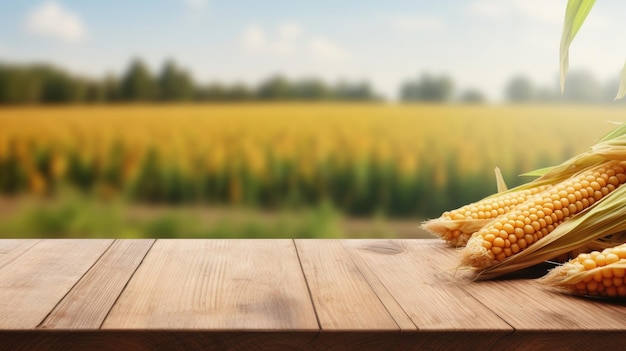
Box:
389;15;445;32
277;22;302;40
182;0;209;11
240;22;349;62
271;22;302;56
24;1;87;42
242;26;267;51
308;37;349;61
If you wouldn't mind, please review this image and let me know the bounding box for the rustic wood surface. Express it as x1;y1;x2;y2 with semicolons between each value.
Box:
0;239;625;350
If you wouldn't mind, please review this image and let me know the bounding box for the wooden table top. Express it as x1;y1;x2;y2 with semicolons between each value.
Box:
0;239;624;350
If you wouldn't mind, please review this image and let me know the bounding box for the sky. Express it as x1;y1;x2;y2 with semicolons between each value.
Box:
1;0;625;101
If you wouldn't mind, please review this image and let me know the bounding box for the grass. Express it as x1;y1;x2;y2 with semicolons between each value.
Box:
0;191;432;239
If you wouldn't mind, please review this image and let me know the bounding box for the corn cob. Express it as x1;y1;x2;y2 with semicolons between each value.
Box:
461;161;626;270
422;185;551;247
540;243;626;298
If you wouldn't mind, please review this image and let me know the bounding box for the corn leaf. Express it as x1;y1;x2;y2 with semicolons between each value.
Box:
521;121;626;179
592;134;626;160
519;166;555;177
596;120;626;142
560;0;596;93
615;60;626;100
494;167;508;193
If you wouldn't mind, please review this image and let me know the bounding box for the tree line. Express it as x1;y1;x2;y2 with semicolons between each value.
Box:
1;58;622;104
0;59;381;104
504;71;625;104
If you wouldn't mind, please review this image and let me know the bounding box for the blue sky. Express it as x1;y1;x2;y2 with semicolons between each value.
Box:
1;0;625;101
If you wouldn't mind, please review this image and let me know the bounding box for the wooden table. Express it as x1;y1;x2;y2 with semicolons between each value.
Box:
0;239;624;350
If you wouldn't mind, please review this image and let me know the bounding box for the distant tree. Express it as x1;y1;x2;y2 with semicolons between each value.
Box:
0;65;41;104
120;59;157;101
505;76;535;102
534;86;558;102
158;60;194;101
334;81;378;101
35;66;87;103
257;75;292;100
226;83;254;101
84;79;108;103
1;59;385;104
293;79;331;100
400;73;454;102
196;83;226;101
458;89;486;103
561;70;602;103
102;75;121;102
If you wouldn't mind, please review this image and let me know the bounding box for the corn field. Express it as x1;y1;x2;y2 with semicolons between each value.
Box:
0;104;621;217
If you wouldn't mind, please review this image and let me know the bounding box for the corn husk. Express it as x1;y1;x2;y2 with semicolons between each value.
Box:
474;173;626;279
539;256;626;298
475;163;626;279
423;122;626;248
424;122;626;259
421;167;553;247
494;166;508;193
552;232;626;262
470;122;626;279
421;218;492;247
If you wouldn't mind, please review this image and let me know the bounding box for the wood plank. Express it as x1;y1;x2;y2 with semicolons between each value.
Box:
2;329;625;351
342;240;511;335
0;238;625;350
295;239;400;331
0;239;113;329
38;239;155;329
338;241;416;331
0;331;320;351
493;331;626;350
463;276;626;331
0;330;525;351
102;239;318;330
0;239;40;269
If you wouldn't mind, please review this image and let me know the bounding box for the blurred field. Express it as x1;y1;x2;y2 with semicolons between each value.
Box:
0;103;623;238
0;194;431;239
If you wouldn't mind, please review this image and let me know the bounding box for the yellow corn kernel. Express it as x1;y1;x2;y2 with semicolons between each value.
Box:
541;243;626;298
422;184;551;247
462;161;626;269
440;185;551;222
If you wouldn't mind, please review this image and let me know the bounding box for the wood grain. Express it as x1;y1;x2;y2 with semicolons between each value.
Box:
463;276;626;331
0;239;113;329
102;239;318;330
338;240;416;331
38;239;155;329
0;239;39;269
295;239;399;331
343;240;511;334
1;238;625;350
